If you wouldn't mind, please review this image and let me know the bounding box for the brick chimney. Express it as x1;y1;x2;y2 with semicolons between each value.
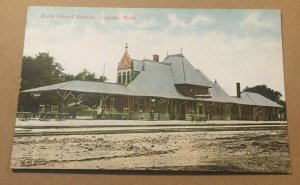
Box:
236;82;241;98
153;54;159;62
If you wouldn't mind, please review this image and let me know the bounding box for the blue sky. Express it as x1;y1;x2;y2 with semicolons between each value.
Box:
26;7;281;37
23;6;285;98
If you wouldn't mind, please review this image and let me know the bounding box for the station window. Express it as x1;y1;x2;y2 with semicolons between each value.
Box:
122;72;126;84
127;71;130;83
118;72;121;83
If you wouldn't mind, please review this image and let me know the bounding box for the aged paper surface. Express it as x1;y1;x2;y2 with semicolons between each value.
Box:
10;6;290;173
1;0;300;185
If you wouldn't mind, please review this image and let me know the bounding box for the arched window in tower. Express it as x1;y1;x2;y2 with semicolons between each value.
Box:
118;72;121;83
122;72;126;84
127;71;130;83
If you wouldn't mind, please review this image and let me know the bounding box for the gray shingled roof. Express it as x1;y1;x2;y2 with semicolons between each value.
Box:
239;92;282;107
22;80;130;95
197;81;238;103
127;60;187;99
22;81;72;93
195;81;282;108
22;54;282;108
23;79;281;108
196;69;212;84
163;54;211;87
132;59;143;71
207;82;233;103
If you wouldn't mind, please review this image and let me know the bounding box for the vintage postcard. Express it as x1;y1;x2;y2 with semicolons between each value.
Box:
11;6;290;173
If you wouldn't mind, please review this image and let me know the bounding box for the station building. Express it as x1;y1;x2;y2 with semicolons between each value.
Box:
23;45;283;121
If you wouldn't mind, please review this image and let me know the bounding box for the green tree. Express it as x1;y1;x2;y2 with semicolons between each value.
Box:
18;53;109;112
62;73;75;81
75;69;98;81
75;69;108;82
18;53;64;112
21;53;64;90
99;75;108;82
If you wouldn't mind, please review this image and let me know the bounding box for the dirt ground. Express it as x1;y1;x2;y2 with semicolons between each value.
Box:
11;128;290;173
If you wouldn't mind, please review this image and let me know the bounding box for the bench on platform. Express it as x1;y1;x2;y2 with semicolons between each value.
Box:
191;114;208;123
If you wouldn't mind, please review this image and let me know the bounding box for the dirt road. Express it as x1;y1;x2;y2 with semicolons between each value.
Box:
11;120;290;173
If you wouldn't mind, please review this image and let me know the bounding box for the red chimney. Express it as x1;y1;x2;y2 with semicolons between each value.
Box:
236;82;241;98
153;54;159;62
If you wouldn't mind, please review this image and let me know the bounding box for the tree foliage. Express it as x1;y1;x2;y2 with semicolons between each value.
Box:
75;69;98;81
74;69;108;82
19;53;65;112
21;53;108;88
18;53;108;112
21;53;64;90
99;75;108;82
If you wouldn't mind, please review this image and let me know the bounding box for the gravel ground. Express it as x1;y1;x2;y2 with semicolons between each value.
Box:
11;127;291;173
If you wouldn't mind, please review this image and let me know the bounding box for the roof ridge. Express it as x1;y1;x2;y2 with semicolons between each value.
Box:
243;91;256;104
196;70;212;87
213;82;229;94
244;91;278;103
164;54;183;59
59;80;76;89
169;62;176;85
73;80;127;86
134;59;171;66
163;54;212;87
181;55;187;83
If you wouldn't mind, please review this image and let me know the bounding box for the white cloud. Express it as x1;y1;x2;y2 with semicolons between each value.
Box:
24;22;79;56
168;14;214;28
191;31;284;97
168;14;186;28
138;19;157;29
189;15;214;26
240;12;274;29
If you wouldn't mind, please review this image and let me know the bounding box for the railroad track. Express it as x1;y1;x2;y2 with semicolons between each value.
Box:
14;124;287;137
15;122;287;129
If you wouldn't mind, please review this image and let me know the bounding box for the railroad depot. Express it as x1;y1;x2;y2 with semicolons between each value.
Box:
21;45;283;121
